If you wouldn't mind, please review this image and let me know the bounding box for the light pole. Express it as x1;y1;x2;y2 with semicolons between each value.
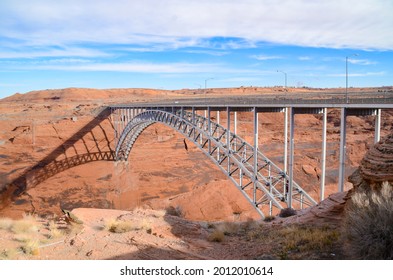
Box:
204;77;214;103
195;83;201;93
277;70;287;88
345;54;359;103
205;77;214;89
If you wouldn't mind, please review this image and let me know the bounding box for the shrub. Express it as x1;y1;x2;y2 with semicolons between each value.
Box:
278;225;339;252
165;206;184;217
141;218;152;233
105;218;140;233
0;218;13;230
279;208;297;218
46;220;63;239
208;229;225;242
342;182;393;259
20;239;40;255
216;222;240;236
264;215;275;222
13;234;31;243
0;248;18;260
11;214;39;234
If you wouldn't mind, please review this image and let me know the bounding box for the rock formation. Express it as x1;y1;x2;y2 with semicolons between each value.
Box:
359;133;393;182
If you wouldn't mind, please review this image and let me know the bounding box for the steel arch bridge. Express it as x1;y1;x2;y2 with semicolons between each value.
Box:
112;107;317;217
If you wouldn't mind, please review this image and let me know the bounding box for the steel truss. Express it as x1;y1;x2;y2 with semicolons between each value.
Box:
114;108;317;217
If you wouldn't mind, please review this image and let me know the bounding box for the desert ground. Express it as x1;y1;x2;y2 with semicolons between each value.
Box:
0;86;392;259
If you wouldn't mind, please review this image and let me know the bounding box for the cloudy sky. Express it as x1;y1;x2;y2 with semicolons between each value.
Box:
0;0;392;98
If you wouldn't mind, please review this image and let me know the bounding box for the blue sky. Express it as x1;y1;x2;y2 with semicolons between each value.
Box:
1;0;393;98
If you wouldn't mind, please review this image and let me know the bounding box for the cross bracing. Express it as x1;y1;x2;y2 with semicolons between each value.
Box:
113;107;317;217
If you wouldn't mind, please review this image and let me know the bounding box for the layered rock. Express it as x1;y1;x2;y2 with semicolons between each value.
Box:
359;133;393;182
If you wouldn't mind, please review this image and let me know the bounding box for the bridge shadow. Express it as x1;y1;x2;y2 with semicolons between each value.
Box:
1;107;116;208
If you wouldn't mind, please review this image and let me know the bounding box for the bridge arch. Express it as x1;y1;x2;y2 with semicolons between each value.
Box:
114;108;316;217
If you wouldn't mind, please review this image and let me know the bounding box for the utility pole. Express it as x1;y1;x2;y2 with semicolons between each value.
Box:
277;70;287;88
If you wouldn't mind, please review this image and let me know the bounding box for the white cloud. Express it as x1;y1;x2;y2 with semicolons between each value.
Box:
0;0;392;50
251;55;283;61
298;56;312;61
0;47;109;59
216;77;262;83
13;61;262;74
348;59;377;65
328;71;385;77
184;50;230;56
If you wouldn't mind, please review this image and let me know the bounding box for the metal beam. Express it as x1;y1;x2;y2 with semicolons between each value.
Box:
338;107;347;192
288;107;295;208
208;107;211;154
283;107;288;195
234;111;238;151
293;107;324;114
227;107;231;173
375;108;381;143
192;107;196;139
320;108;327;201
234;111;237;135
253;108;258;204
217;110;220;161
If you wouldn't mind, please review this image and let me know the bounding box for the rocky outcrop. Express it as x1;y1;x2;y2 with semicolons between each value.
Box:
360;133;393;182
272;191;350;228
343;132;393;260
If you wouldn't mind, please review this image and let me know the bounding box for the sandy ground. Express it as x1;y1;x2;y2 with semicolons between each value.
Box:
0;191;348;260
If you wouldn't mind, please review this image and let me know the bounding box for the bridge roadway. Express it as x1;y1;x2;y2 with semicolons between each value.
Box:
113;93;393;108
109;93;393;217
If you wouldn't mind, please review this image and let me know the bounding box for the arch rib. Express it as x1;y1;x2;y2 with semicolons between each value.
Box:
115;108;317;217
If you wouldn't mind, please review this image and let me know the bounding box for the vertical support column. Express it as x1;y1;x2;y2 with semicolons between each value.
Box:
217;111;220;161
121;108;124;138
180;107;184;132
283;107;288;195
375;108;381;143
227;107;231;172
234;111;238;151
320;108;327;201
119;109;123;133
113;108;117;148
253;107;258;204
338;107;347;192
288;107;295;209
122;109;125;132
234;111;237;135
208;107;211;154
116;108;120;142
192;107;196;139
